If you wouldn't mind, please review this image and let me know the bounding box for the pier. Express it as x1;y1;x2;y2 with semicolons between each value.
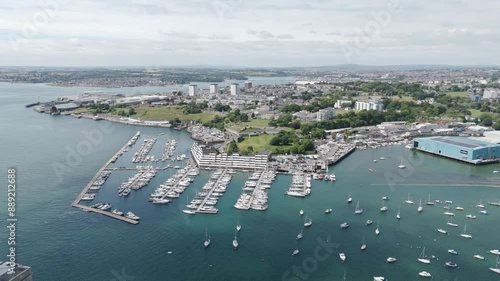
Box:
196;169;229;214
72;132;141;225
285;173;311;197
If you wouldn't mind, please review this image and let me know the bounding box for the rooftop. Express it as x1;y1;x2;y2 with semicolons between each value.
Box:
429;137;497;149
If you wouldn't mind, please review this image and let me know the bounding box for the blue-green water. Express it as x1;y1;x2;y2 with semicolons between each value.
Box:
0;82;499;281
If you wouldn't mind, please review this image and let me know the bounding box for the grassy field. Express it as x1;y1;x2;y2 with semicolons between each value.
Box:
237;134;291;153
446;91;470;97
226;118;270;131
132;106;221;122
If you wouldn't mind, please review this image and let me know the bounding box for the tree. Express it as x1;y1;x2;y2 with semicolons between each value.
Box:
227;141;239;154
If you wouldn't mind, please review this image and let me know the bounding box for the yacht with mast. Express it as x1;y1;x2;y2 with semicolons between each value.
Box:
425;194;435;205
303;214;312;227
398;160;406;169
204;229;211;248
361;237;367;251
418;199;423;213
490;257;500;274
417;247;431;264
347;193;353;203
396;207;401;220
354;201;363;214
232;232;239;249
460;225;472;239
375;221;380;235
405;193;414;204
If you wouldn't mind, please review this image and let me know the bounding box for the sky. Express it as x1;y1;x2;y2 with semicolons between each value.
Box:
1;0;499;67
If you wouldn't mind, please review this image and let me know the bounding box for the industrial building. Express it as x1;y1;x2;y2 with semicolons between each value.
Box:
413;136;500;164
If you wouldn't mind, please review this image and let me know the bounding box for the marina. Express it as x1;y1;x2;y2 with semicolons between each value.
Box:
72;131;142;224
150;163;199;203
234;170;276;211
182;169;233;214
132;137;157;163
285;173;311;197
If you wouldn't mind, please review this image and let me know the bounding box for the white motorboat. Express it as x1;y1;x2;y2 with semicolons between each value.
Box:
366;220;373;225
479;210;489;215
490;249;500;255
152;198;171;204
460;225;472;239
325;208;333;214
396;207;401;220
386;257;397;263
347;193;353;203
382;196;390;201
398;160;406;169
340;222;349;229
466;214;477;219
437;229;448;235
474;254;485;260
182;209;195;215
299;209;304;216
373;277;387;281
204;230;211;248
125;212;139;220
417;247;431;264
443;211;455;216
380;201;388;212
448;249;459;255
339;252;346;263
111;209;123;216
418;271;432;278
354;201;363;214
375;221;380;235
236;218;241;232
445;200;453;204
292;249;299;256
100;203;112;211
455;206;464;211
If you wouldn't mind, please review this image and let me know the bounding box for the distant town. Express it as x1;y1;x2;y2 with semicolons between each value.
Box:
21;66;500;169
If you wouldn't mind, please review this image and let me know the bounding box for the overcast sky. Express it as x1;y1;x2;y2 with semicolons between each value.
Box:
1;0;499;67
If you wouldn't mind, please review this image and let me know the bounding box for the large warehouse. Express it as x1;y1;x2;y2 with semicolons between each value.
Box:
413;135;500;164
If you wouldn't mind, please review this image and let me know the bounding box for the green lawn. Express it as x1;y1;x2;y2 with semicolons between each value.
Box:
446;91;470;97
132;106;221;122
226;118;270;131
237;134;291;153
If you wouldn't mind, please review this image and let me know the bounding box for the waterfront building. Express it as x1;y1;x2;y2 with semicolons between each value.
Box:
355;100;384;111
413;136;500;164
189;85;198;96
482;88;500;101
316;107;336;121
209;84;219;94
230;83;239;96
191;143;269;170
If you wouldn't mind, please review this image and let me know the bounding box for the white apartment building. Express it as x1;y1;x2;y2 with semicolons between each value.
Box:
316;107;336;121
355;100;384;111
209;84;219;94
188;85;197;96
230;83;240;96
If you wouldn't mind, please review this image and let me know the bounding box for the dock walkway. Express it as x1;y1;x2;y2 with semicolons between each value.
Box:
72;132;141;225
196;169;228;214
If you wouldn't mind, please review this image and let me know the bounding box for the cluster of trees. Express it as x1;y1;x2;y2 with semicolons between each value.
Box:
268;131;315;154
85;103;136;116
226;109;249;123
183;101;208;114
213;103;231;112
